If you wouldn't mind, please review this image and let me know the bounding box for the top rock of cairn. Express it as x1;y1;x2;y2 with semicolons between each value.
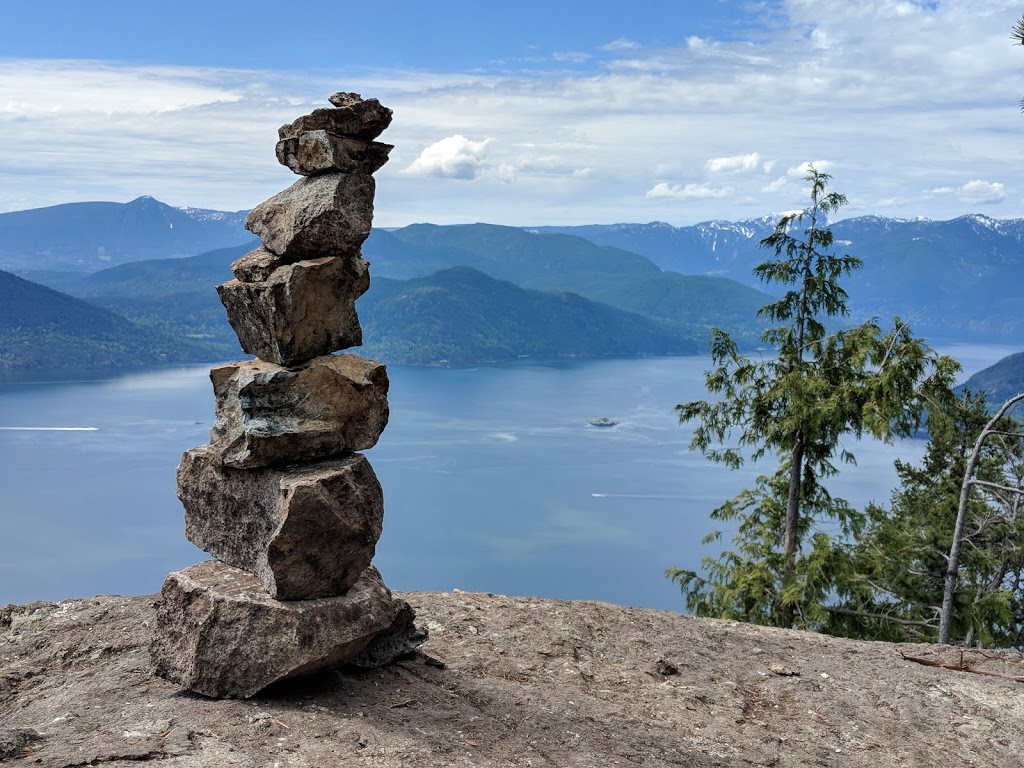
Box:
275;93;393;177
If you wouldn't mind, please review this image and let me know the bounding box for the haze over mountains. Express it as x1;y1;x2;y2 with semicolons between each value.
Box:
0;196;248;274
535;214;1024;339
1;197;1022;391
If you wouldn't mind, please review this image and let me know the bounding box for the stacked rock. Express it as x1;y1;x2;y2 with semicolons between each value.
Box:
150;93;420;699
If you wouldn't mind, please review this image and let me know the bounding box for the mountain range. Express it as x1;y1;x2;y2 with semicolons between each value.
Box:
2;197;1023;380
0;196;248;274
533;214;1024;340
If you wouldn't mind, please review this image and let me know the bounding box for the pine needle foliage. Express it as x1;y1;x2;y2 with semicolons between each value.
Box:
668;167;959;629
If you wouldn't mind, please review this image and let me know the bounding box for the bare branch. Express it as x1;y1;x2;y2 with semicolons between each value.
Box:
827;605;937;628
969;479;1024;497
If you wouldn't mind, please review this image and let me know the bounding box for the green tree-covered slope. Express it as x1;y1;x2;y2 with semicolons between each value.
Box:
961;351;1024;407
0;270;203;369
357;266;706;366
8;226;769;370
364;223;772;336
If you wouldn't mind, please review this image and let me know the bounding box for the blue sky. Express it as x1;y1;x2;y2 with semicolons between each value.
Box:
2;1;1023;226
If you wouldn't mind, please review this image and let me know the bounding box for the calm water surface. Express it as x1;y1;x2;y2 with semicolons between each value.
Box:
0;345;1013;609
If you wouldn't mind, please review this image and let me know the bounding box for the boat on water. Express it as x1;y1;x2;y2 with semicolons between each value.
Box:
589;417;618;427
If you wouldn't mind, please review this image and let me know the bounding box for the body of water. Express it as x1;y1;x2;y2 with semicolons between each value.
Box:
0;344;1014;610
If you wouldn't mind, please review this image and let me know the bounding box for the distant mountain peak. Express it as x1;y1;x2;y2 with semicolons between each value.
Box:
127;195;161;206
0;197;253;273
959;213;1000;230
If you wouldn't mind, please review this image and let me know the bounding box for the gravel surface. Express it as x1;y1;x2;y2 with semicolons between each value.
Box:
3;590;1024;767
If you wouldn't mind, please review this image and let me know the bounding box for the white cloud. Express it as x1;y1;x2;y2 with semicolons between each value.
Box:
786;161;835;179
496;153;589;183
646;182;733;200
959;180;1007;203
705;152;761;174
0;59;244;116
602;38;641;51
553;51;590;63
929;180;1007;204
762;176;789;193
404;135;494;180
3;1;1024;225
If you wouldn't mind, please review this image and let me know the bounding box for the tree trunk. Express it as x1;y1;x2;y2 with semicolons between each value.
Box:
780;435;804;627
940;392;1024;644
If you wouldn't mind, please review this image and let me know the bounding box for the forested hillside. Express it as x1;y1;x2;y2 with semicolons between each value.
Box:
961;350;1024;407
0;270;201;370
7;203;1024;371
358;267;705;365
10;225;769;370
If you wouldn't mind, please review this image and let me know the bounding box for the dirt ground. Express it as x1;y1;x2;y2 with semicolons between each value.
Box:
3;589;1024;767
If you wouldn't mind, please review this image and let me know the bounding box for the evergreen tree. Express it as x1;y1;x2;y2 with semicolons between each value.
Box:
831;393;1024;646
668;167;959;629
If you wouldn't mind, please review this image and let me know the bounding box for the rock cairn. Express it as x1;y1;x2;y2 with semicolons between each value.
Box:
150;93;422;699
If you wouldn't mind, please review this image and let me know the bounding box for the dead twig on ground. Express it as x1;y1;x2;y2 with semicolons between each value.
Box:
899;650;1024;683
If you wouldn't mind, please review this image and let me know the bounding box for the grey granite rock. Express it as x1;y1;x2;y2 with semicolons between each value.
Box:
276;131;392;176
217;255;369;366
179;447;384;600
209;354;389;469
277;93;392;143
150;561;401;699
245;173;375;260
230;246;286;283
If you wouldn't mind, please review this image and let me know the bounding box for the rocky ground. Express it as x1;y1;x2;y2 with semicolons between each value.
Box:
3;589;1024;767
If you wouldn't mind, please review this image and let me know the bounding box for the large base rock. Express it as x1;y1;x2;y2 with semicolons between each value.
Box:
209;354;389;468
245;173;374;260
150;561;401;699
217;255;369;366
179;447;383;600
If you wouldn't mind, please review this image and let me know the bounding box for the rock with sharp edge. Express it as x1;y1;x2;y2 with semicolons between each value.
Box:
178;447;384;600
217;255;369;366
245;173;375;260
208;354;389;469
150;561;400;699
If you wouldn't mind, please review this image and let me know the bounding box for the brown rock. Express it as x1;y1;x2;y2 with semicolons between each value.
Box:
209;354;389;468
179;446;384;600
276;132;392;176
278;94;392;142
327;91;364;108
245;173;375;259
150;561;401;698
347;599;427;669
230;246;285;283
217;255;369;366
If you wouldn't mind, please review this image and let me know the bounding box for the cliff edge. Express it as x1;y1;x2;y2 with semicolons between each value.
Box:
3;590;1024;767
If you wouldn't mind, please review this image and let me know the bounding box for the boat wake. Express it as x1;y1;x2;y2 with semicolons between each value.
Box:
592;492;689;500
0;427;99;431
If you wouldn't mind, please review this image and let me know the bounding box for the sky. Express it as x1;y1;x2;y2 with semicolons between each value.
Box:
2;0;1024;227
